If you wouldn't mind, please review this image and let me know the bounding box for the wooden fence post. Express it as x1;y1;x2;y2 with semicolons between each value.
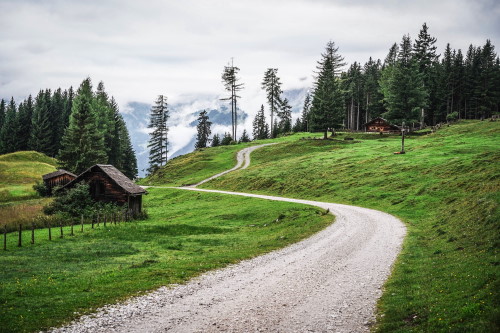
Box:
81;215;84;232
60;222;63;239
97;213;100;227
48;221;52;241
70;221;74;236
3;226;7;251
18;224;22;247
31;222;35;245
91;214;94;229
103;214;106;227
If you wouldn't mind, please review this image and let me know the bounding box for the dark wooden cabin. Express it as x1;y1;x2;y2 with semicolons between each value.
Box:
42;169;77;193
363;117;401;133
63;164;147;214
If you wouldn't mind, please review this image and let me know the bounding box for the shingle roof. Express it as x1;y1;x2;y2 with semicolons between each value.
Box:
42;169;77;180
95;165;146;195
63;164;146;195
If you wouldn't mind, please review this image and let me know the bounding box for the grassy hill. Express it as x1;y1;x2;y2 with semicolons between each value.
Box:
0;151;57;202
148;120;500;332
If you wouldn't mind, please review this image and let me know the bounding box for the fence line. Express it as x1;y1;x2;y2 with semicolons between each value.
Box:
2;209;136;251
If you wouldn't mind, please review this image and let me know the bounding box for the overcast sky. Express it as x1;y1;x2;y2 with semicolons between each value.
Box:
1;0;499;115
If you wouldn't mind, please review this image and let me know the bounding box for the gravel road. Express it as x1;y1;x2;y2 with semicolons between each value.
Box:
51;144;406;333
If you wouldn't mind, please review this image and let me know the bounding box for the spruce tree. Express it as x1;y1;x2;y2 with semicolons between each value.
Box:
310;41;345;138
211;133;221;147
51;88;66;155
252;105;269;140
0;98;18;154
58;78;107;174
107;97;123;168
261;68;283;138
300;92;311;132
147;95;169;174
239;129;251;143
29;90;53;154
119;116;138;179
363;58;384;123
0;99;5;133
220;132;233;145
278;98;292;133
16;95;34;151
95;81;114;160
195;110;212;149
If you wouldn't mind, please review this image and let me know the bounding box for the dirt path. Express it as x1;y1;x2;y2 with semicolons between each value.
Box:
51;144;406;333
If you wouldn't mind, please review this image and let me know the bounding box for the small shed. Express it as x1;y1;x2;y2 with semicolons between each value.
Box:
363;117;400;133
63;164;147;214
42;169;77;193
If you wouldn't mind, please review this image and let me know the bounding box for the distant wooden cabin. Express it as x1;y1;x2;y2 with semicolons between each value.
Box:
42;169;77;193
63;164;147;214
363;117;400;133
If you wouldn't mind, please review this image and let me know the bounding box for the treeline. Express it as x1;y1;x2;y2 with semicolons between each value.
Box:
252;23;500;140
0;78;138;178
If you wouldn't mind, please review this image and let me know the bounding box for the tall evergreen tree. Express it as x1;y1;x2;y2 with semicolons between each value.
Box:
413;23;439;126
300;92;311;132
58;78;107;174
310;41;345;138
51;88;66;155
29;90;53;154
380;34;427;124
0;98;18;154
107;97;123;169
94;81;115;160
195;110;212;149
261;68;283;138
252;105;269;140
221;60;243;140
362;58;384;123
0;99;5;133
278;98;292;133
118;117;138;179
147;95;169;174
16;95;34;151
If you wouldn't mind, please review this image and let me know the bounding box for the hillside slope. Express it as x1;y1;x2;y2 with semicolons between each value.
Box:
148;120;500;332
0;151;57;202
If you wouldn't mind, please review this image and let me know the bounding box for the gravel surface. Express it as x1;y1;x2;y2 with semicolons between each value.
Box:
50;144;406;333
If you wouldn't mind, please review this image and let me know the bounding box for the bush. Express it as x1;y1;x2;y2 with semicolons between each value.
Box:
447;111;459;122
44;183;95;218
33;181;51;197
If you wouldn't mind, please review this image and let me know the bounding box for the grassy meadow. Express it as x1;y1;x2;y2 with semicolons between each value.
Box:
0;151;57;230
190;120;499;332
0;187;332;333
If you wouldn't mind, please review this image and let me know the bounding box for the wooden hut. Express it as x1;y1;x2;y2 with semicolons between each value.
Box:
63;165;147;214
363;117;400;133
42;170;77;193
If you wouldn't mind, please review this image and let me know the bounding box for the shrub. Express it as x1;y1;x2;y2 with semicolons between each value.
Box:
33;181;51;197
44;183;95;218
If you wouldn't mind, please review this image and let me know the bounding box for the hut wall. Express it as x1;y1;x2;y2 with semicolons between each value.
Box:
44;174;76;190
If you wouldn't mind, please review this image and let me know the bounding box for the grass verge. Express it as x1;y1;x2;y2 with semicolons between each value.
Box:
155;120;500;332
0;187;332;333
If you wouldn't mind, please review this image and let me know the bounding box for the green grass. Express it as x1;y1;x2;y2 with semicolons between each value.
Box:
0;151;57;202
0;187;332;333
149;120;499;332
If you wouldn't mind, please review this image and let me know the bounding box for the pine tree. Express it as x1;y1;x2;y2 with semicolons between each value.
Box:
300;92;311;132
58;78;107;174
211;133;221;147
107;97;123;169
220;132;233;145
310;41;345;138
292;118;302;132
195;110;212;149
380;35;427;124
239;129;251;143
29;90;53;154
118;116;138;179
278;98;292;133
147;95;169;174
252;105;269;140
261;68;283;138
51;88;66;155
94;81;114;160
413;23;439;126
0;98;18;154
221;60;243;140
16;95;34;151
363;58;384;123
0;99;5;133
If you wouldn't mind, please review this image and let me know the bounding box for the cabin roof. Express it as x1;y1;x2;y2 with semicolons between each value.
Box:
64;164;146;195
42;169;77;180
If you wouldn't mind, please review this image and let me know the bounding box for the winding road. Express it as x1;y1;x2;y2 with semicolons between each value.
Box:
52;144;406;333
